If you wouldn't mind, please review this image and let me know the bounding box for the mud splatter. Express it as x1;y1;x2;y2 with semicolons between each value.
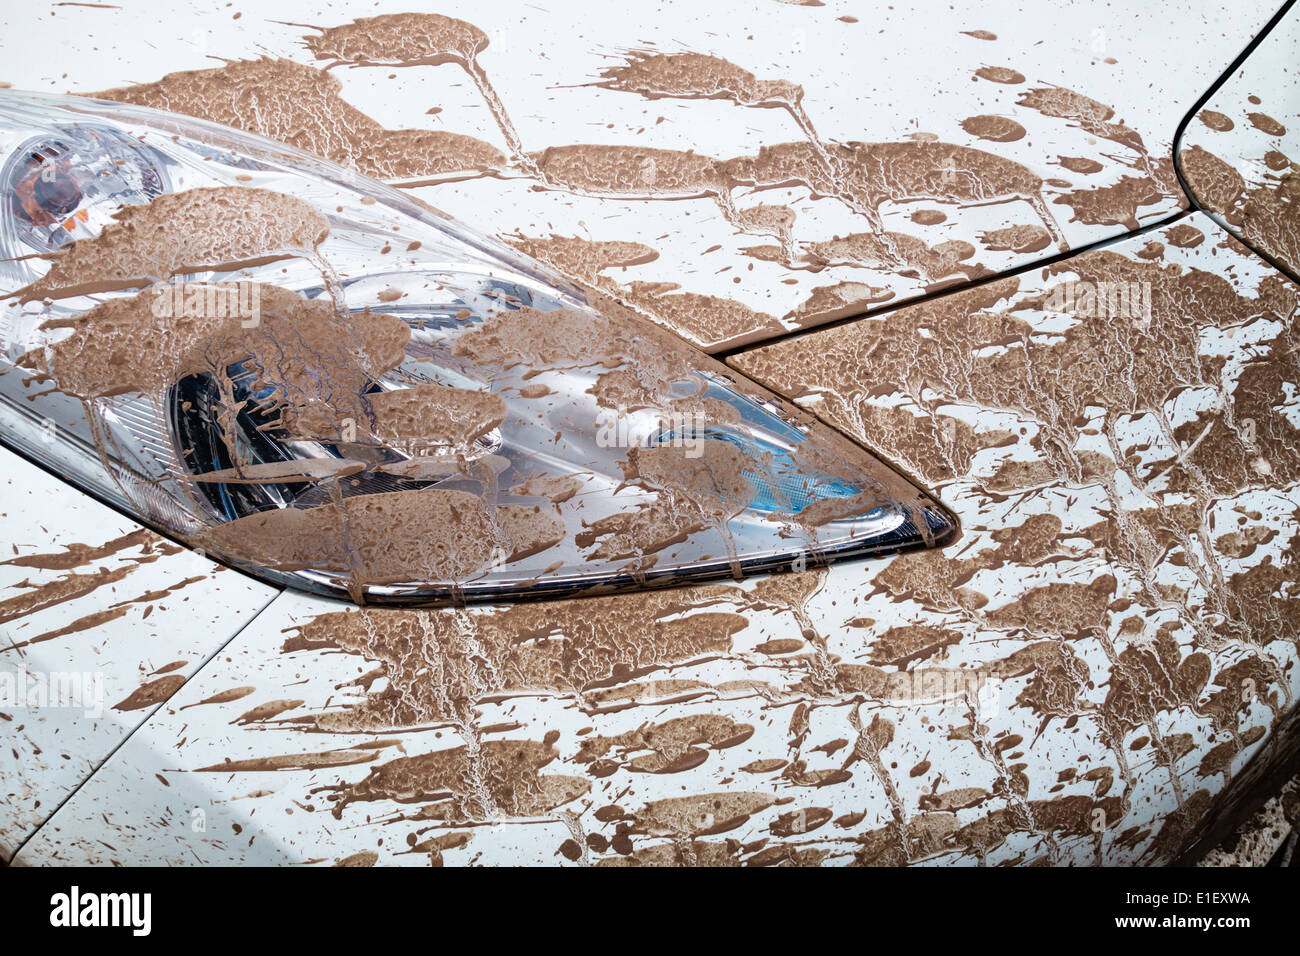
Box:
974;67;1025;85
978;224;1052;253
90;59;506;182
960;115;1027;143
591;51;830;164
11;187;327;302
297;14;531;169
113;674;186;711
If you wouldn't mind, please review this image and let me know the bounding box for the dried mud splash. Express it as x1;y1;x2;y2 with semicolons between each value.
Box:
79;12;1183;349
729;220;1300;863
91;58;506;183
1176;6;1299;279
0;526;209;712
1182;118;1300;280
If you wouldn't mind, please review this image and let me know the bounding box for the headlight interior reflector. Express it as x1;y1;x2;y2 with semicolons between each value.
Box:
0;91;957;604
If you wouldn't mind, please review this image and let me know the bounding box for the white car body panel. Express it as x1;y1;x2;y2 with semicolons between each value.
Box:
0;447;277;861
1;1;1298;866
17;213;1300;866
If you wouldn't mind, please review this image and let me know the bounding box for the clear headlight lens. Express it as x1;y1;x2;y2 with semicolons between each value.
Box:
0;91;956;604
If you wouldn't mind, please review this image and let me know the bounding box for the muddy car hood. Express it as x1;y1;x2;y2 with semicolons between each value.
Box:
2;0;1299;866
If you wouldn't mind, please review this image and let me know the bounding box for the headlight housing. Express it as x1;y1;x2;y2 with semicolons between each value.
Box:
0;90;956;604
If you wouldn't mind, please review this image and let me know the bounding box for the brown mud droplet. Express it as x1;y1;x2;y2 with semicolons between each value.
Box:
960;115;1027;143
974;66;1025;85
1165;223;1205;248
113;674;186;711
1058;155;1103;175
1246;112;1287;137
910;209;947;225
978;224;1052;253
1198;110;1235;132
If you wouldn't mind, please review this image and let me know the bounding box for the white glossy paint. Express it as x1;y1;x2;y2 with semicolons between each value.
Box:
0;446;278;861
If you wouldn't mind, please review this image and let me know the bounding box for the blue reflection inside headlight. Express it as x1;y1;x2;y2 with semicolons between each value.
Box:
651;379;867;516
651;423;862;514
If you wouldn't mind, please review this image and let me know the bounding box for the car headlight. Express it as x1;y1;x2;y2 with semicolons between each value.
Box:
0;90;957;604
